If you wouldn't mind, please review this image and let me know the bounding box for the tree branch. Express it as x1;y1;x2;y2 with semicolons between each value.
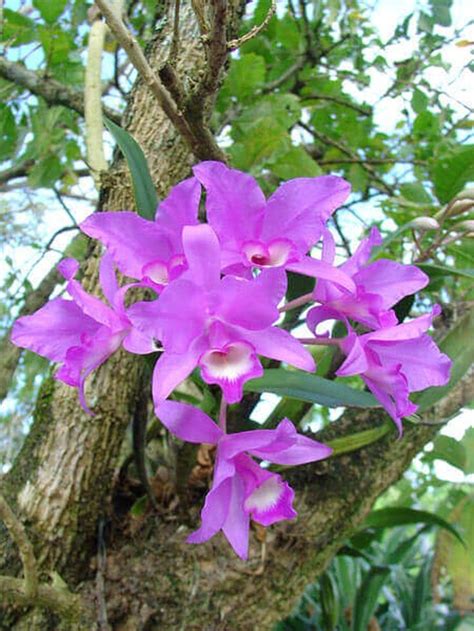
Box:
95;0;226;162
0;57;121;125
0;493;38;598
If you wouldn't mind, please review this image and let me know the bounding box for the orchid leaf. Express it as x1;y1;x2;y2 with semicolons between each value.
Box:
104;118;158;220
365;507;464;545
245;369;379;408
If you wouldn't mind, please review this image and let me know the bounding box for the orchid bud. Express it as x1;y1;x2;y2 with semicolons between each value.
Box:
453;220;474;235
409;216;440;231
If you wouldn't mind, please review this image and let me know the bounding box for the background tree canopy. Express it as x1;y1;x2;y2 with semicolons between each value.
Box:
0;0;473;629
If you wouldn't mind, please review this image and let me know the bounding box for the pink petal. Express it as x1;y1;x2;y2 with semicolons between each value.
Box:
11;298;100;362
354;260;428;310
341;227;382;277
155;176;200;244
261;176;351;251
369;335;451;392
187;477;232;544
156;400;223;444
217;268;286;330
199;341;264;404
243;326;316;372
151;342;204;405
288;256;356;293
182;224;221;289
81;212;173;280
222;474;250;560
193;161;265;247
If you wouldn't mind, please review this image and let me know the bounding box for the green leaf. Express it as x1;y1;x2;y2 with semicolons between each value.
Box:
414;308;474;412
399;182;432;204
427;435;466;471
1;9;37;47
33;0;67;23
223;53;266;102
0;105;18;161
430;0;452;27
104;118;158;220
272;146;322;179
244;369;380;408
365;507;464;545
328;422;393;457
432;145;474;204
411;89;429;114
351;566;390;631
417;263;474;280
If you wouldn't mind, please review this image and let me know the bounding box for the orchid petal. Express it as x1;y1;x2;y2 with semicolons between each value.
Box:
243;326;316;372
81;212;173;280
156;400;223;444
288;256;355;293
182;224;221;288
152;342;203;405
193;161;265;247
11;298;100;362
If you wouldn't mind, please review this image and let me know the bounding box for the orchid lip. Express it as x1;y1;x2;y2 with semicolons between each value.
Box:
242;239;295;268
244;476;285;514
199;341;256;380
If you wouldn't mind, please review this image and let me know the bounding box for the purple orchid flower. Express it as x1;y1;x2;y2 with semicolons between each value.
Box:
11;255;154;413
307;227;429;330
157;400;332;559
128;224;316;406
332;306;451;433
192;161;355;292
80;177;201;291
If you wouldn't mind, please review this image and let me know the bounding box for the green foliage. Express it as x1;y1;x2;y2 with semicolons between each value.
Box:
104;118;158;220
245;369;379;408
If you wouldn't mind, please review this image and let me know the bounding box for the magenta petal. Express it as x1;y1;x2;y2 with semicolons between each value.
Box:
261;176;351;250
81;212;173;280
182;224;221;288
151;343;203;405
193;161;265;247
245;474;296;527
251;419;332;464
369;335;451;392
11;298;101;362
337;333;369;376
56;327;124;414
306;305;347;337
217;268;286;330
288;256;355;293
243;327;316;372
187;477;232;544
155;176;200;241
199;341;264;404
157;400;223;444
99;253;120;307
222;474;250;560
354;260;429;310
122;327;155;354
365;306;441;343
129;280;206;352
341;227;382;277
58;257;80;280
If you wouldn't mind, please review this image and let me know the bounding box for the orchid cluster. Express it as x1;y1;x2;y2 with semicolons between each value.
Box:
12;162;451;559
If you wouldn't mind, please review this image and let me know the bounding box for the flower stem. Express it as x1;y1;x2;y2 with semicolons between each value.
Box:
297;337;341;346
279;292;314;313
219;397;227;433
